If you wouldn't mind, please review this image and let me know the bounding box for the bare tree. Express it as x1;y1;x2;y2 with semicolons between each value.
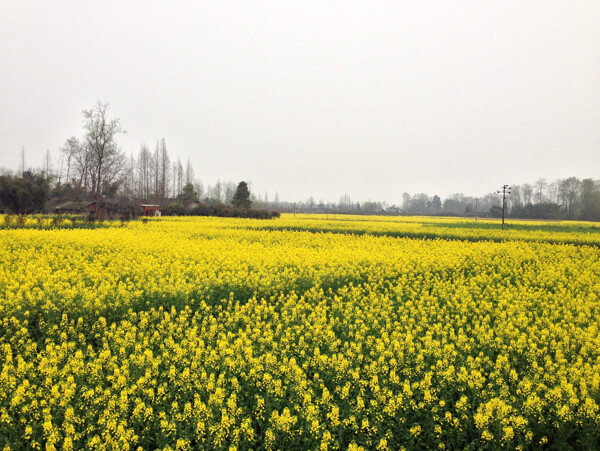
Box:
580;178;600;221
559;177;581;218
185;158;194;186
546;181;559;204
45;149;51;178
213;179;223;202
521;184;533;205
82;101;125;198
156;139;171;202
55;153;65;186
60;137;81;186
175;158;184;197
509;185;523;211
20;146;25;175
339;193;352;210
73;141;93;193
534;178;546;204
170;162;177;198
224;181;236;205
152;140;161;200
195;179;204;200
137;144;153;199
122;153;136;198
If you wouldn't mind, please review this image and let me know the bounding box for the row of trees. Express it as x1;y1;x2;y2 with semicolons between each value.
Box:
2;102;598;220
165;182;279;219
8;102;262;209
397;177;600;220
508;177;600;220
401;192;500;216
3;158;598;221
53;102;199;203
273;178;600;221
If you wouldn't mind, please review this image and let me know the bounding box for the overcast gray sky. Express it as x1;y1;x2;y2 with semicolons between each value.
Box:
1;1;599;203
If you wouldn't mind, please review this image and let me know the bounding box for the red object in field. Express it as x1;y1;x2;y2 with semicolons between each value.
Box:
141;204;160;217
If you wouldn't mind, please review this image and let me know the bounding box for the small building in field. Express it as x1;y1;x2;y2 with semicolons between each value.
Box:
86;201;111;219
86;199;138;219
53;201;86;215
141;204;161;217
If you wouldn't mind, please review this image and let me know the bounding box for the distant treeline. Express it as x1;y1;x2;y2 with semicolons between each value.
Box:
4;102;598;221
2;167;599;222
397;177;600;221
267;177;600;221
6;102;280;210
0;168;281;220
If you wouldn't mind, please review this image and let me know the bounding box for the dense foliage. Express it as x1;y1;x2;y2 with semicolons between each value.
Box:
399;177;600;221
0;215;599;449
166;202;188;216
232;182;252;210
0;172;50;214
188;203;279;219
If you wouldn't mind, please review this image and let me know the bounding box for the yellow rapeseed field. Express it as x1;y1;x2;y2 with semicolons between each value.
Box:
0;215;599;449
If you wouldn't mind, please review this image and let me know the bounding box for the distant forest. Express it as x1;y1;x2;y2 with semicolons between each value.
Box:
2;159;598;221
292;176;600;221
396;177;599;221
1;102;598;220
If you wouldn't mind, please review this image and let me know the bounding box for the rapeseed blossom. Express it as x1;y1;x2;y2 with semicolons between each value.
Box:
0;215;599;448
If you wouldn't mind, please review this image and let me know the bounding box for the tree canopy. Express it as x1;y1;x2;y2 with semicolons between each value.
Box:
82;101;125;198
232;181;252;209
0;171;50;214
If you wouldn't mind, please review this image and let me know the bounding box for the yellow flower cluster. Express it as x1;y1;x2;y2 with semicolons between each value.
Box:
0;215;599;449
251;214;600;247
0;214;124;231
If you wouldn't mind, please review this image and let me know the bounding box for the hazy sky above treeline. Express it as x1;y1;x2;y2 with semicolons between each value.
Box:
1;1;599;203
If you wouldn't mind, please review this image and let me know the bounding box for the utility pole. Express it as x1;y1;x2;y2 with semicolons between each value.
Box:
496;185;511;229
475;197;478;223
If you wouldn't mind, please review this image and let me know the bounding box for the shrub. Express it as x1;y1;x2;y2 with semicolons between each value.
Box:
166;202;188;216
188;202;280;219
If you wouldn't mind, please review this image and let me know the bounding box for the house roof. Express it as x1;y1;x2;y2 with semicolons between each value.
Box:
55;201;86;210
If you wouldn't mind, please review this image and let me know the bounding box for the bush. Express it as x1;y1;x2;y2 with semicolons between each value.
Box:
0;171;49;214
489;205;503;218
190;204;210;216
189;202;279;219
245;209;280;219
166;202;188;216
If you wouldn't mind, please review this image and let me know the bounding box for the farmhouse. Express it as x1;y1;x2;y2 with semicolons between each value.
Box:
53;201;86;215
141;204;161;216
86;199;139;219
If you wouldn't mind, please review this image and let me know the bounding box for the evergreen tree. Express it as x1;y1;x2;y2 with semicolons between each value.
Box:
232;181;252;209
